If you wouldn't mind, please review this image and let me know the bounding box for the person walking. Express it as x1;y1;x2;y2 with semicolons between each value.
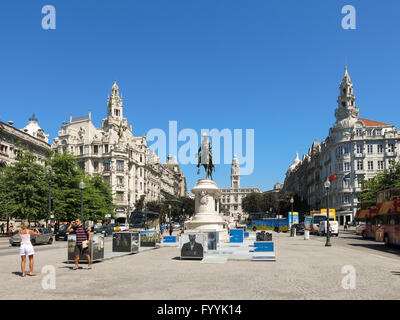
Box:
344;221;348;231
169;225;173;236
8;224;14;236
19;221;40;277
0;223;4;234
67;219;92;270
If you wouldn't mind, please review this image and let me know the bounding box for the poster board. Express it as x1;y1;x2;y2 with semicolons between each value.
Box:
229;229;244;243
140;230;157;247
67;233;104;262
180;233;205;259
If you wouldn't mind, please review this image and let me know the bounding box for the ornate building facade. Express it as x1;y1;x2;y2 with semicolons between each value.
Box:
0;115;50;167
52;81;187;220
283;67;400;224
220;155;261;215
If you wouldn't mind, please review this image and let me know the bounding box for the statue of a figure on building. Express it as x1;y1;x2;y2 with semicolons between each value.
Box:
197;133;215;180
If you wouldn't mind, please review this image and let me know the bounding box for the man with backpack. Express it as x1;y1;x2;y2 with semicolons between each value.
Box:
67;219;92;270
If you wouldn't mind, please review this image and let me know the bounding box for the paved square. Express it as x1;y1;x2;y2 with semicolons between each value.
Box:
1;231;400;299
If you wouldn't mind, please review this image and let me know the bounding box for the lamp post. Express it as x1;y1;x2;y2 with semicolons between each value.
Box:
290;196;294;236
168;204;171;224
46;165;53;229
324;179;331;247
79;180;85;223
182;208;185;224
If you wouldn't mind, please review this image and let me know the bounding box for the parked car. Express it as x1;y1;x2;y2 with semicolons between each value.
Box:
117;223;129;231
94;224;115;236
9;227;53;246
55;224;69;241
292;223;305;235
171;222;182;229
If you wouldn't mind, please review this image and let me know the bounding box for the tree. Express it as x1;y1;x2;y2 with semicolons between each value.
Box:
134;195;146;212
360;162;400;202
0;150;48;222
241;192;263;213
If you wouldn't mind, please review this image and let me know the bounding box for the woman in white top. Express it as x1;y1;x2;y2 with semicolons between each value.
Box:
19;221;40;277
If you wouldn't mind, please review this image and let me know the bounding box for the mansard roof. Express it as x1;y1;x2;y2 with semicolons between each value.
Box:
357;118;391;127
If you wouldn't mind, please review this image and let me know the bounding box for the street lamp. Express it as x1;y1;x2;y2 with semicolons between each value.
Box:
46;165;53;229
168;204;171;224
290;197;294;236
79;180;85;223
182;208;185;223
324;179;331;247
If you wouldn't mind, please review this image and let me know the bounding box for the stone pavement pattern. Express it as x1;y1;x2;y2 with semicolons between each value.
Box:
1;232;400;299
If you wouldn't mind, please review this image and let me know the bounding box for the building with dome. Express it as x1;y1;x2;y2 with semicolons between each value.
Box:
0;115;50;167
52;81;187;220
219;154;261;216
283;67;400;224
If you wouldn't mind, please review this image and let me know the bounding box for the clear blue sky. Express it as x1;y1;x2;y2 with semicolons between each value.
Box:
1;0;399;192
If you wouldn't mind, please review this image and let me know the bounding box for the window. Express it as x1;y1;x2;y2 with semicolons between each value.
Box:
78;161;85;170
117;176;124;186
344;162;350;171
344;179;350;188
388;144;395;153
356;145;363;154
356;129;362;136
367;145;373;154
344;145;349;154
337;163;343;172
103;176;110;184
79;146;83;155
376;129;382;135
367;130;372;136
140;155;143;162
116;160;124;172
93;161;98;171
104;160;110;171
377;144;383;153
357;160;363;170
104;144;109;153
344;195;350;204
116;191;124;201
337;146;343;156
378;161;384;170
368;161;374;170
140;168;143;177
93;145;98;154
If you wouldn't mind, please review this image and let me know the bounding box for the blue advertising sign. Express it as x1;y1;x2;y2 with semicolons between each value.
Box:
163;236;178;243
230;229;244;243
253;242;274;252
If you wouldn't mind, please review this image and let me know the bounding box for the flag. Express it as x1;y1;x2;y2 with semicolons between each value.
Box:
329;174;337;181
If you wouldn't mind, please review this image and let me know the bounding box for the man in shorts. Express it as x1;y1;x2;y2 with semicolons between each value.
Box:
67;219;92;270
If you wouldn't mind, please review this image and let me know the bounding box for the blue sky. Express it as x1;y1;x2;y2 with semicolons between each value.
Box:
1;0;400;192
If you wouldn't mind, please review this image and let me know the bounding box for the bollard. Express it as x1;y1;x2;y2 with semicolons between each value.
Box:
293;228;296;237
304;229;310;240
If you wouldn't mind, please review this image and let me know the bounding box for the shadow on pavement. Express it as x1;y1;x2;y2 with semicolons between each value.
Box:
11;271;23;277
348;243;400;256
391;271;400;276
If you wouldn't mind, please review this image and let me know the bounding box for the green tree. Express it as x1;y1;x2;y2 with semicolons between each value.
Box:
134;195;146;212
360;162;400;202
241;192;263;213
0;150;48;222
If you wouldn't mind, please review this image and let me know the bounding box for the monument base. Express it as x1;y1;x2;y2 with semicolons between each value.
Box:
185;178;229;242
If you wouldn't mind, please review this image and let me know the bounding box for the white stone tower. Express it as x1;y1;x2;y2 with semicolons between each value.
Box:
334;66;360;128
107;80;123;120
231;154;240;189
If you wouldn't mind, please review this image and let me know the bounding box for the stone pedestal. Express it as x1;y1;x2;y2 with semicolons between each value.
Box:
185;179;229;242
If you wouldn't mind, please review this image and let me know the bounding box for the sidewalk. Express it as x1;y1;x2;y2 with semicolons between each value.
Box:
1;231;400;299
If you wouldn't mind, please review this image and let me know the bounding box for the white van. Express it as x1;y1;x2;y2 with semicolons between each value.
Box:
318;220;339;236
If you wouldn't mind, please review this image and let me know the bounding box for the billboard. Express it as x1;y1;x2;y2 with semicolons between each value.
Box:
180;233;205;259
